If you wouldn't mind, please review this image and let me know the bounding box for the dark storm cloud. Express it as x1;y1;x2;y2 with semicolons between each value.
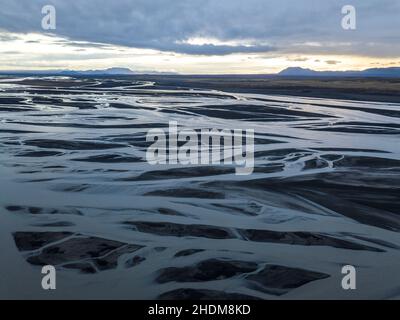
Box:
0;0;399;56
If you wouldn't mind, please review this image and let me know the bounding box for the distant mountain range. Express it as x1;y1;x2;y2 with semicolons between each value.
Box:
61;67;136;76
278;67;400;77
0;66;399;77
0;67;176;76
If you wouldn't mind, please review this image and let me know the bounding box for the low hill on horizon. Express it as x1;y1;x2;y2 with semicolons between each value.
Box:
278;66;400;77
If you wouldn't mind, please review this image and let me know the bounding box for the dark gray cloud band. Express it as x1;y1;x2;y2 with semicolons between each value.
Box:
0;0;399;56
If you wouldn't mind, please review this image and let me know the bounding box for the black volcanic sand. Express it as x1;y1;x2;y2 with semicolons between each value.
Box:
124;221;383;251
157;260;329;297
13;232;145;273
5;76;400;103
159;289;261;300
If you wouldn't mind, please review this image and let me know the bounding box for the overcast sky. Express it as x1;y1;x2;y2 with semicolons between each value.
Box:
0;0;399;73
